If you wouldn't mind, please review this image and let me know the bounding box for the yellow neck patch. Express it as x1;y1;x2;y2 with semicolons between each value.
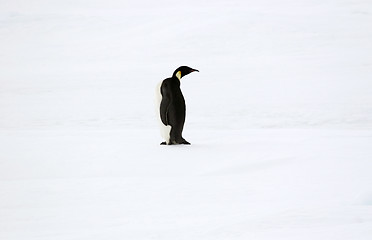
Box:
176;71;182;80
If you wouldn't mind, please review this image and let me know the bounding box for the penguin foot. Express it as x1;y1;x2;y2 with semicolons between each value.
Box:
160;142;167;145
180;139;191;145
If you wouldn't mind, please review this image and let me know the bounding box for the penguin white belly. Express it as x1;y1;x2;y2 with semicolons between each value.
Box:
155;81;172;144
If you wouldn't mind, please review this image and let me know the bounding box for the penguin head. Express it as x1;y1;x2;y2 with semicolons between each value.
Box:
173;66;199;80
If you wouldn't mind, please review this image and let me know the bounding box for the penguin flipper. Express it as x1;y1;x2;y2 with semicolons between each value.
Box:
160;96;170;125
160;82;171;125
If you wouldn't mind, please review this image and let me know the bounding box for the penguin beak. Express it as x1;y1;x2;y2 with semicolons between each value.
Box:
192;69;199;72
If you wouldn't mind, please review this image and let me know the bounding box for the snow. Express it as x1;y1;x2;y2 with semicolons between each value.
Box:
1;0;372;239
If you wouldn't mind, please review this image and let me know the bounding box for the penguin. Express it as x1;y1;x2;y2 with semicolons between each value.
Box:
155;66;199;145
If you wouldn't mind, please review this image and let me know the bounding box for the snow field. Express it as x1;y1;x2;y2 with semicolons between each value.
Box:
1;0;372;239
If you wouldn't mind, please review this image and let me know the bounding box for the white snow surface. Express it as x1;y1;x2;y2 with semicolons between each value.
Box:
1;0;372;239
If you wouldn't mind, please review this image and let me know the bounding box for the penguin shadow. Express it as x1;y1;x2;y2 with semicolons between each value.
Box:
160;141;191;146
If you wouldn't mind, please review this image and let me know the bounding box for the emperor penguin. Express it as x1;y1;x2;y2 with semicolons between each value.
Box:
156;66;199;145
